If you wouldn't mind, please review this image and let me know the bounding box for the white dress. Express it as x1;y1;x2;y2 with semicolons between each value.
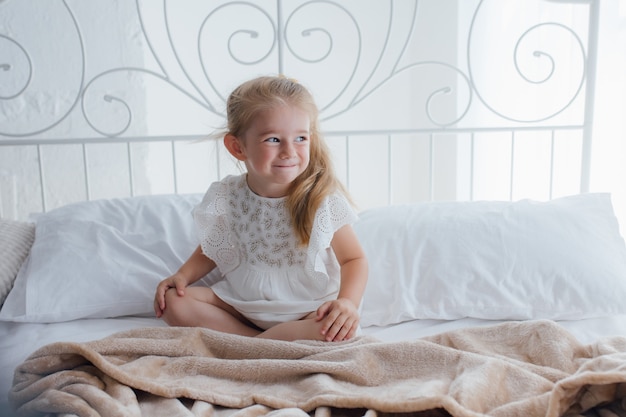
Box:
193;174;357;329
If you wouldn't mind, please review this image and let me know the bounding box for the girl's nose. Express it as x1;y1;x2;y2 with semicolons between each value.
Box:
279;142;295;159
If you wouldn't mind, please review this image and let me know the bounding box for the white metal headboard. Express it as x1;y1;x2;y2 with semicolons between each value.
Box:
0;0;599;220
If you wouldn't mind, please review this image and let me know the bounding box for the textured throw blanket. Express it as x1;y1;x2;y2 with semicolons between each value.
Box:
10;320;626;417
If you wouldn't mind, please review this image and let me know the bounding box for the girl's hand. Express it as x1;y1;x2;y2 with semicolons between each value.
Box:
316;298;360;342
153;273;188;318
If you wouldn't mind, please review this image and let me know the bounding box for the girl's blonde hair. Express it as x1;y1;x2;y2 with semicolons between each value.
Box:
225;75;350;246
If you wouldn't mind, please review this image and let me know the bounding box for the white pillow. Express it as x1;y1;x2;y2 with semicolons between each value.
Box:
4;192;625;326
356;193;626;327
0;219;35;307
0;194;219;322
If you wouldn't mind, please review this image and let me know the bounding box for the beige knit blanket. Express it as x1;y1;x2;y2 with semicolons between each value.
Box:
10;320;626;417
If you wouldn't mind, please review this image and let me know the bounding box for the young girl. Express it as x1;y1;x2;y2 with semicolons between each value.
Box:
153;75;368;342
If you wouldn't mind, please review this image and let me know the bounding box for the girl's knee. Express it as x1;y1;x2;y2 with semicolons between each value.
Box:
161;288;188;326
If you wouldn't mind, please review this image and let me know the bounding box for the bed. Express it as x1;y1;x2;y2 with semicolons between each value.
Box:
3;1;626;416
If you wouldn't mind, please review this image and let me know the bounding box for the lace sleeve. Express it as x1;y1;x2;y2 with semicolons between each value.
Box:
305;194;358;281
192;180;240;275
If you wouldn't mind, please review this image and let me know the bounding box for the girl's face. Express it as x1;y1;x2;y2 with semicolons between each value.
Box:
235;104;311;198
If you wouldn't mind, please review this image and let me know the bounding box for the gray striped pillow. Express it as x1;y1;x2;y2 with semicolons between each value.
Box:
0;219;35;307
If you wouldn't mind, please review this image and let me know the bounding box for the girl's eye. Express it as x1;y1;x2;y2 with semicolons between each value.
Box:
265;137;279;143
295;136;307;142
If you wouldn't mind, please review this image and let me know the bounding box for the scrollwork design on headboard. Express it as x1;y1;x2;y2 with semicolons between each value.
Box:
283;1;363;116
0;35;31;101
514;26;557;85
0;0;592;139
423;63;473;127
196;2;277;106
468;0;587;123
0;0;84;137
81;69;135;138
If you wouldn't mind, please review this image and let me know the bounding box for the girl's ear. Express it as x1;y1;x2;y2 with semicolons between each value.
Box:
224;134;247;161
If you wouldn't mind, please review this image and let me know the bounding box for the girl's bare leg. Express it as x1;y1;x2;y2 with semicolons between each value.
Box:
163;291;329;341
256;312;327;341
161;287;261;337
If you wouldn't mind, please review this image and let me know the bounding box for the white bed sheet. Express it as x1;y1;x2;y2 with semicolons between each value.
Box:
3;315;626;414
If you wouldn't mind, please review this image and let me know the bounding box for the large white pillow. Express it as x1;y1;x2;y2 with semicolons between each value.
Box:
356;193;626;327
0;194;222;323
4;192;625;326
